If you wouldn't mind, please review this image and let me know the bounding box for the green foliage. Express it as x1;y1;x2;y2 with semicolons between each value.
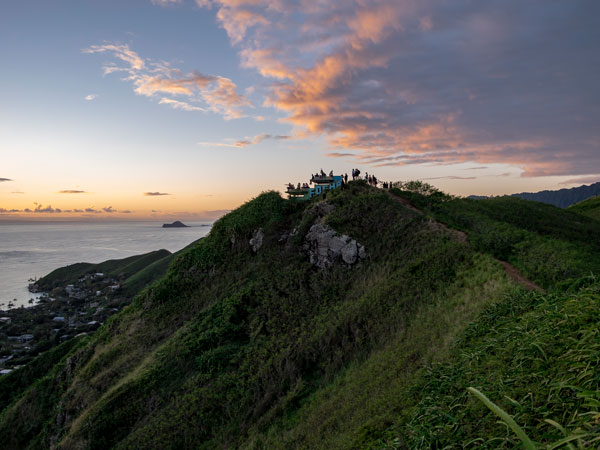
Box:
169;191;298;276
122;252;173;295
395;281;600;448
390;181;451;209
467;387;537;450
0;336;92;449
389;190;600;289
35;249;172;291
0;336;85;411
1;182;599;450
569;195;600;221
467;387;594;450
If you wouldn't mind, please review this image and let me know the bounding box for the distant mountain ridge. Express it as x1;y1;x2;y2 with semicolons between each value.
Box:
512;181;600;207
470;181;600;208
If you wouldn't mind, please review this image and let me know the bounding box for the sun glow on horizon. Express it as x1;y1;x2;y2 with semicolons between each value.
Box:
1;1;598;220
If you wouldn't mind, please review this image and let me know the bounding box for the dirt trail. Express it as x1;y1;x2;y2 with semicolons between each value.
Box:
387;193;422;214
386;189;543;292
498;260;544;292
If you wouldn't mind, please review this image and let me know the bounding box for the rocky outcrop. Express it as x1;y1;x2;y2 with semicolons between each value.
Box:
249;229;264;252
162;221;189;228
304;223;366;268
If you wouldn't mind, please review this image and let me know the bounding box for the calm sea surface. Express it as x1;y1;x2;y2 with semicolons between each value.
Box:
0;222;211;309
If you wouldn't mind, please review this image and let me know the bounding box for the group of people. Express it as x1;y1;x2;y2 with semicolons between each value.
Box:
352;168;379;187
287;168;392;192
287;182;310;191
365;173;378;186
313;169;334;178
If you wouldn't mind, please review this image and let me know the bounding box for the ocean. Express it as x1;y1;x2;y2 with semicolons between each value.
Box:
0;221;211;309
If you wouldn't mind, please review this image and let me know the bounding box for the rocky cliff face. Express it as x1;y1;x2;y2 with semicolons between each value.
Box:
249;228;264;252
304;223;366;268
249;201;366;268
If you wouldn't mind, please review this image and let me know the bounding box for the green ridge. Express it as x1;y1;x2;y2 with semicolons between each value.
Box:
0;181;598;449
34;249;173;292
569;195;600;221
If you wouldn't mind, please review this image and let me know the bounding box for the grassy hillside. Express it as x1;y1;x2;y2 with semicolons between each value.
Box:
394;183;600;288
35;249;173;293
569;195;600;221
385;277;600;449
0;181;598;449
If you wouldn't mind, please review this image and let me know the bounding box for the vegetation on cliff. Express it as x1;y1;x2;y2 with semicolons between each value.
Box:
0;181;598;449
569;195;600;221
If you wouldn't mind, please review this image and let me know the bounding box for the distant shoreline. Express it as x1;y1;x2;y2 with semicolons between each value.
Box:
0;220;215;225
0;222;212;309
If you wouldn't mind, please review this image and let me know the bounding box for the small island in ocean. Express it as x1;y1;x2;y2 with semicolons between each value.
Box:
162;220;189;228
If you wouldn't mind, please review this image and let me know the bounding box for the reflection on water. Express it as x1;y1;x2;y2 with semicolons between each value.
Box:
0;222;211;309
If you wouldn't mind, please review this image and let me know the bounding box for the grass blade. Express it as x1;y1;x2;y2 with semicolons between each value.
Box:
467;387;537;450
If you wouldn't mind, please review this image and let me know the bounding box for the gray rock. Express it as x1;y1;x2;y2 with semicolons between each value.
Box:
249;228;264;252
358;243;366;260
341;241;358;264
329;236;347;254
304;223;366;268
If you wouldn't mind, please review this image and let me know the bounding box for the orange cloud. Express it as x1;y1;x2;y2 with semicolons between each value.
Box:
158;97;206;112
197;133;290;148
197;0;600;177
83;44;144;70
86;43;250;120
134;76;194;96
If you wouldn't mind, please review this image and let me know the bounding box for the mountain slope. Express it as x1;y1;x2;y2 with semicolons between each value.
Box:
0;182;598;449
569;195;600;221
34;249;173;294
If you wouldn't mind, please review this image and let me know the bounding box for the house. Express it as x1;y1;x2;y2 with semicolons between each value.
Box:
287;174;343;201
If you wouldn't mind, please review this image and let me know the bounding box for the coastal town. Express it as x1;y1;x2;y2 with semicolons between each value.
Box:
0;272;129;374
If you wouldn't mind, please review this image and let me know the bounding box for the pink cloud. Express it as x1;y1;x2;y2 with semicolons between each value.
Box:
85;43;250;119
197;0;600;177
559;176;600;186
197;133;290;148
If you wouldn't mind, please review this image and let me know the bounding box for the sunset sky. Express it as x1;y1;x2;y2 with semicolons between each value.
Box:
1;0;599;220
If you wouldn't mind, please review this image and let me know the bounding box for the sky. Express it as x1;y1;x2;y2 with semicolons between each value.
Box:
1;0;599;220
